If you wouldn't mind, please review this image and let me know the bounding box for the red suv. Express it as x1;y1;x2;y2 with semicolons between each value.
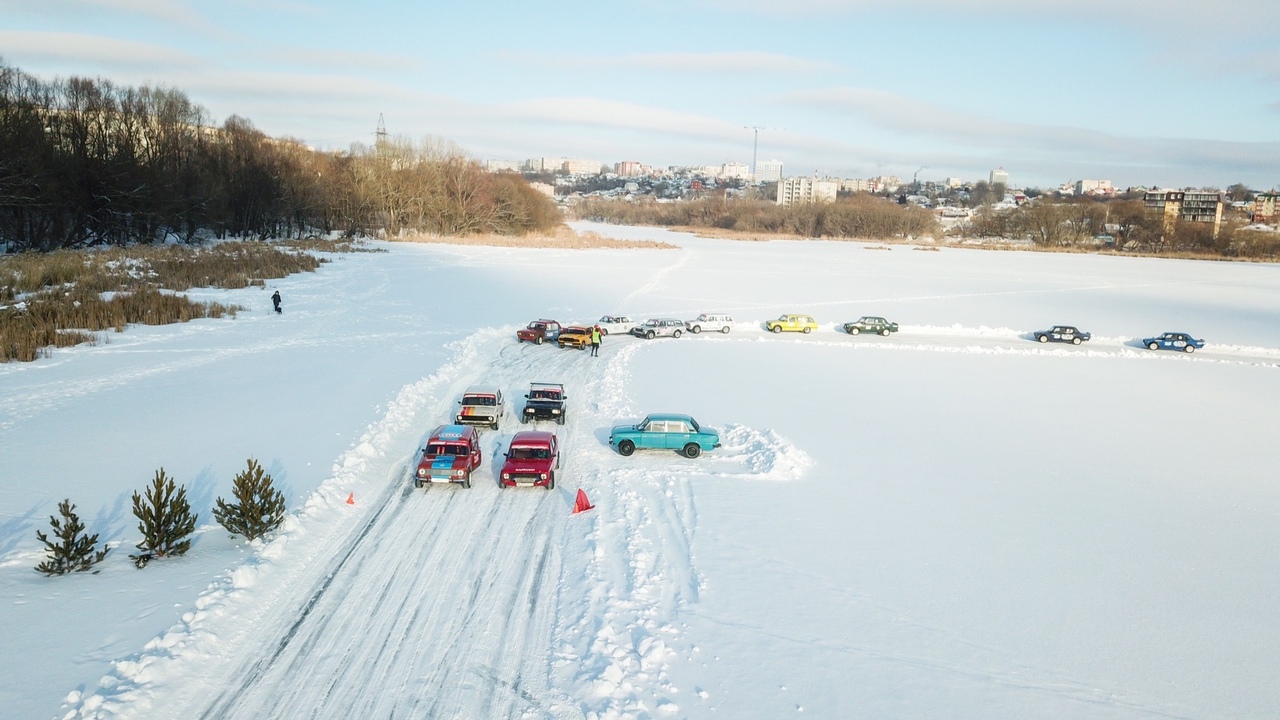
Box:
499;431;560;489
415;425;482;489
516;320;562;345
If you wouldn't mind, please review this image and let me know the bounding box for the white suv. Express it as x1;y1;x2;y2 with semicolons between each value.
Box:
686;313;734;334
631;318;685;339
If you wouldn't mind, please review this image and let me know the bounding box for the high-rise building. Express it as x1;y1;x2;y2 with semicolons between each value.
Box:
990;167;1009;186
721;162;750;180
1144;190;1225;238
777;177;838;206
1252;192;1278;223
755;159;784;183
485;160;520;172
614;161;642;177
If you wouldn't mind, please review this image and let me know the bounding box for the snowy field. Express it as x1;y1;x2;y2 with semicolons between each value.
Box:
3;221;1280;719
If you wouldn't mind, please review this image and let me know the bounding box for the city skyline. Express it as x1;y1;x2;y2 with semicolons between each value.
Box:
2;0;1279;189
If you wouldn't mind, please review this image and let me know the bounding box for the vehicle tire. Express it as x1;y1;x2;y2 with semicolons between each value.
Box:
1184;345;1195;353
414;478;422;488
535;336;543;345
848;327;860;335
1147;342;1159;350
491;421;499;431
557;413;565;425
1072;337;1082;345
673;329;682;338
646;330;656;339
880;328;890;337
1037;335;1048;343
520;413;527;424
721;326;730;334
802;326;811;334
547;472;555;490
618;440;635;456
691;325;701;334
600;328;608;336
771;325;781;333
683;443;701;459
462;476;471;489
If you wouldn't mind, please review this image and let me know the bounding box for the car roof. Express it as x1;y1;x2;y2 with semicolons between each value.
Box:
462;385;500;395
564;326;591;332
430;424;475;441
509;430;556;446
529;381;564;389
644;413;694;423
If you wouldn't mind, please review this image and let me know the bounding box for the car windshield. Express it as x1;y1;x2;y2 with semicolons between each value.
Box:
530;389;561;400
428;444;468;456
644;320;659;326
509;447;550;460
527;322;541;329
778;314;789;320
462;395;495;406
688;418;700;432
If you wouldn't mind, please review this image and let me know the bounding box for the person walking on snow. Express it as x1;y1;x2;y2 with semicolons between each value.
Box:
590;325;601;357
271;290;282;314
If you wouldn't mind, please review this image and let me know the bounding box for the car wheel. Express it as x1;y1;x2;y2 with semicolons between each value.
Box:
880;328;890;337
683;443;701;459
413;478;422;488
557;414;565;425
462;476;471;489
802;326;811;334
848;327;860;335
721;326;730;333
1184;345;1195;353
618;440;635;456
690;325;701;334
1147;342;1159;350
534;336;543;345
491;421;499;431
1037;335;1048;343
673;329;682;338
600;328;608;336
646;330;656;339
771;325;781;333
547;472;555;490
1072;337;1082;345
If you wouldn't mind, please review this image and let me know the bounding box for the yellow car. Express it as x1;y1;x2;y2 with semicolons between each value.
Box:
766;314;818;334
558;325;594;350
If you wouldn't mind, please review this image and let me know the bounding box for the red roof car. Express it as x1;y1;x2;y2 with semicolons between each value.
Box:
500;431;559;489
415;424;482;489
516;319;562;345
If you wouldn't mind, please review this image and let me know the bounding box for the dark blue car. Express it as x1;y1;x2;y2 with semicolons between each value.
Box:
1142;331;1204;353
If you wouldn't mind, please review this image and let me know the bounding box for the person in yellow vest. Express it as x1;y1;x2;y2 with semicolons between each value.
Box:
590;325;602;357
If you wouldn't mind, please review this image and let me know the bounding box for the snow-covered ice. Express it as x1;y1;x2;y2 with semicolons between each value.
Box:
1;222;1279;719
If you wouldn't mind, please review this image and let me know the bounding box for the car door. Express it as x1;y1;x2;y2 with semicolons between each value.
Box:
665;420;692;449
641;420;666;448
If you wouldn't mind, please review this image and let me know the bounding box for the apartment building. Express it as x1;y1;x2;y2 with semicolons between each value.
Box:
990;167;1009;186
777;176;838;206
1075;179;1114;195
1144;190;1226;237
755;159;783;183
613;161;643;177
1253;192;1278;223
721;162;750;180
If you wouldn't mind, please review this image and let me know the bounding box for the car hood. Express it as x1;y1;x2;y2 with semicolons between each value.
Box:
502;458;554;474
458;406;497;417
611;424;638;436
419;455;467;472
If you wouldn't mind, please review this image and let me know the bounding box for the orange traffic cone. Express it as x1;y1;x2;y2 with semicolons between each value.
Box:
572;488;594;514
346;492;355;505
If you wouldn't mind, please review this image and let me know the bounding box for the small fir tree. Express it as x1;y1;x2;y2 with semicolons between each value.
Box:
213;459;286;541
35;499;110;575
130;468;198;568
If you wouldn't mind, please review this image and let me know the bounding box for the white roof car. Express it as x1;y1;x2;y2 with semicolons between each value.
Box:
596;315;635;335
686;313;734;334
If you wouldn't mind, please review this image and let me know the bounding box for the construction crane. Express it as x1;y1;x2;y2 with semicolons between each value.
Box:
743;126;779;181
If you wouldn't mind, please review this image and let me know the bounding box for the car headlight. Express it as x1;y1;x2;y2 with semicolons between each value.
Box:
540;473;548;480
524;407;534;413
551;409;560;414
454;470;465;478
417;469;427;477
502;473;510;480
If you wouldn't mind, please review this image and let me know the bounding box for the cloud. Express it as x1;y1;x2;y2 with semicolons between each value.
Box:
0;31;202;71
260;47;422;72
515;51;841;75
713;0;1276;22
3;0;216;32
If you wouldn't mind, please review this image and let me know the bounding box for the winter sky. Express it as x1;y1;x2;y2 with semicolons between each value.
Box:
2;0;1279;188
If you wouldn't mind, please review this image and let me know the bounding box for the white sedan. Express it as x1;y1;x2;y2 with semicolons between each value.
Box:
596;315;636;336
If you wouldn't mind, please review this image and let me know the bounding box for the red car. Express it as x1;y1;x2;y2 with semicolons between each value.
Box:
499;431;560;489
516;319;562;345
415;425;482;489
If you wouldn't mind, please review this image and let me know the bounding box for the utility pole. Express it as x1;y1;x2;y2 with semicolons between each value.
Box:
745;126;765;181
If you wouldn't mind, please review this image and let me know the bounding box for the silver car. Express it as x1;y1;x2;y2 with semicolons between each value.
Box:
686;313;734;334
455;385;504;430
631;318;685;339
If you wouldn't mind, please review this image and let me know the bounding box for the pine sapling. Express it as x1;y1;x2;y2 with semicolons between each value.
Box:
130;468;198;568
213;459;286;541
35;499;110;575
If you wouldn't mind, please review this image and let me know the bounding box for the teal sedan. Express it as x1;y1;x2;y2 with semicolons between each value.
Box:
610;413;720;458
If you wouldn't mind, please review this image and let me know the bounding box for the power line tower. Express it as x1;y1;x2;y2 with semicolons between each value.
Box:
745;126;765;181
375;113;388;154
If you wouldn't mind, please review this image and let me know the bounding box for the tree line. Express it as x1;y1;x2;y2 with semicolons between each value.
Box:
0;62;558;252
575;194;938;240
962;197;1280;259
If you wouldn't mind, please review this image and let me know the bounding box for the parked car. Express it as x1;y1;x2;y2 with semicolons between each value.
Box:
686;313;734;334
499;431;560;489
454;385;503;430
610;413;721;459
522;382;567;424
766;314;818;334
1034;325;1091;345
843;316;899;336
631;318;685;339
1142;331;1205;353
558;325;593;350
517;319;562;345
414;425;482;489
596;315;635;336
